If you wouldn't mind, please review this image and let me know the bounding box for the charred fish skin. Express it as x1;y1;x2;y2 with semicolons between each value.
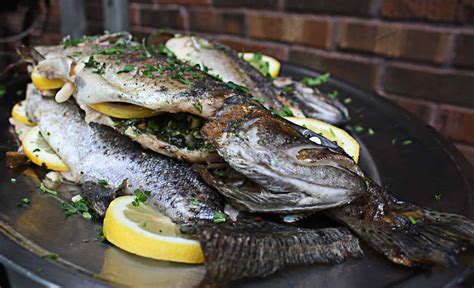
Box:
326;178;474;268
24;85;364;282
202;94;367;212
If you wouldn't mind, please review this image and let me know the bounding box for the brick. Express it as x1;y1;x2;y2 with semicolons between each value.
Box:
286;0;375;16
436;105;474;144
336;21;449;63
455;143;474;167
453;33;474;69
214;0;278;9
381;0;474;24
383;63;474;108
215;35;288;60
249;14;332;48
188;9;245;35
157;0;209;5
288;48;380;90
384;95;438;125
129;4;139;26
140;8;184;30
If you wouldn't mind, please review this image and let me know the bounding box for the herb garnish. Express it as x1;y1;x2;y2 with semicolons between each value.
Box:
283;86;294;94
344;98;352;104
282;106;294;117
33;148;41;153
194;103;203;112
402;140;412;145
22;197;31;205
213;211;227;223
132;189;151;207
43;253;59;260
159;43;176;58
117;65;134;74
408;216;417;224
39;183;58;196
0;85;6;98
10;178;16;184
84;56;99;68
225;81;250;94
61;198;93;220
93;63;106;74
328;90;338;99
191;199;200;206
392;138;398;145
98;179;108;185
302;73;330;86
367;128;375;136
435;194;441;201
96;225;105;241
353;125;364;133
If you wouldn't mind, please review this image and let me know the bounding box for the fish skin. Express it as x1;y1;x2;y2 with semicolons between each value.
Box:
24;84;363;282
166;36;285;112
166;35;350;125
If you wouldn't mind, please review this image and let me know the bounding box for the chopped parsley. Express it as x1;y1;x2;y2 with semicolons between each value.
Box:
225;81;250;94
213;211;227;223
216;171;226;178
62;35;97;48
16;90;24;96
98;179;108;185
132;189;151;207
93;63;106;74
61;198;92;219
302;73;330;86
392;137;398;145
252;97;266;104
328;90;338;99
39;183;58;196
408;216;417;224
435;194;442;201
10;178;16;184
283;86;294;94
94;47;125;55
22;197;31;205
353;125;364;133
42;253;59;260
159;43;176;58
367;128;375;136
194;103;203;113
172;70;193;85
84;56;99;68
402;140;412;145
117;65;134;74
344;98;352;104
191;199;200;206
0;85;6;98
33;148;41;153
96;225;105;241
282;106;294;117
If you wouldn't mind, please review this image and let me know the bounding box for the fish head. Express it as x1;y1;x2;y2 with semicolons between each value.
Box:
202;95;367;213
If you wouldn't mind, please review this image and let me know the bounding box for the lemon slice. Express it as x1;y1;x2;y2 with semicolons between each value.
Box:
103;196;204;264
240;52;281;78
89;103;161;119
11;101;35;126
31;68;65;91
22;126;70;172
285;117;360;163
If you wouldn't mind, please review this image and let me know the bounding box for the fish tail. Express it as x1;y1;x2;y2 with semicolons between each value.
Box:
182;220;363;283
328;180;474;267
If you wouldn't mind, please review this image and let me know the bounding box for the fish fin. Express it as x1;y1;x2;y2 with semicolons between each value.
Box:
328;182;474;267
81;179;129;217
182;220;363;283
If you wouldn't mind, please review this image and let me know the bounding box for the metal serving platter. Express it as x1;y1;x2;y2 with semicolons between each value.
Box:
0;64;473;287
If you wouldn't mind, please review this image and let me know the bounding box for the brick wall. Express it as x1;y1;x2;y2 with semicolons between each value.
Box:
26;0;474;165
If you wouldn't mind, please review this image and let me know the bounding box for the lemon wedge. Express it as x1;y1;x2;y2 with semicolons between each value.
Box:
240;52;281;78
22;126;70;172
285;117;360;163
11;101;35;126
103;196;204;264
31;68;65;91
89;103;161;119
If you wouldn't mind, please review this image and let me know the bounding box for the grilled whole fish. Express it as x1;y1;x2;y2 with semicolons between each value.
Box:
166;35;349;125
24;84;363;282
26;33;363;210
